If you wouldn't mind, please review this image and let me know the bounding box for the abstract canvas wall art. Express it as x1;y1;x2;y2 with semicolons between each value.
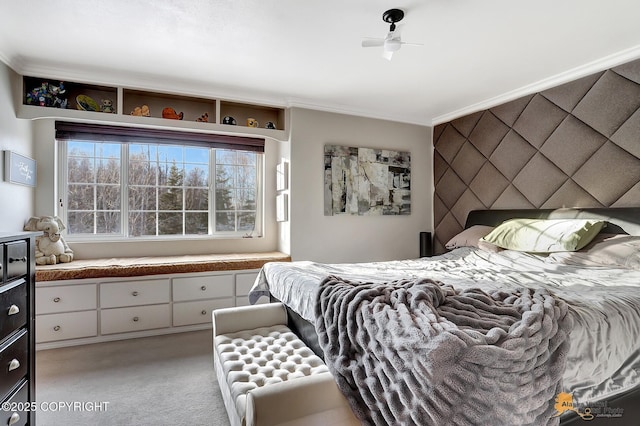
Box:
324;145;410;216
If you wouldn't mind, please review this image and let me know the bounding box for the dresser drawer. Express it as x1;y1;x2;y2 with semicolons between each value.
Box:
235;272;259;297
100;279;170;308
173;298;234;326
101;304;171;334
37;284;97;314
36;311;98;343
5;241;27;282
0;330;28;402
0;244;4;283
0;379;28;426
0;280;27;344
172;275;234;302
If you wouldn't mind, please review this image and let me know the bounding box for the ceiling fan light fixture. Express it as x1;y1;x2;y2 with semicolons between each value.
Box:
384;39;402;52
361;7;420;60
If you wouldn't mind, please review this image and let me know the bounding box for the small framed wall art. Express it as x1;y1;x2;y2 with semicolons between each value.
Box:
276;193;288;222
4;150;37;187
276;160;288;191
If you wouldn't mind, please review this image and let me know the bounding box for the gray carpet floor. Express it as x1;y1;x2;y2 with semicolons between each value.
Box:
35;330;231;426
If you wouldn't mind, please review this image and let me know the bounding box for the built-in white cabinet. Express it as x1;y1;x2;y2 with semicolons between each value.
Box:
173;299;234;327
172;275;234;301
101;305;172;335
36;311;98;343
100;279;170;308
36;284;96;314
35;269;261;349
172;274;235;327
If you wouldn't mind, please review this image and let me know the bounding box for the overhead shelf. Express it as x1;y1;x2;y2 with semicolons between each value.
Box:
18;75;288;141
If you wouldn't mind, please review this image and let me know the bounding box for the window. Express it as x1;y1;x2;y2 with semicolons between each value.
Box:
56;123;263;239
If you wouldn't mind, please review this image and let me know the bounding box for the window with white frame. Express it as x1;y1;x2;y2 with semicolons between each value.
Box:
56;122;263;239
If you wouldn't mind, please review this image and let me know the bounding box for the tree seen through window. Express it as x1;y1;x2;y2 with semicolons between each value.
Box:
64;140;259;237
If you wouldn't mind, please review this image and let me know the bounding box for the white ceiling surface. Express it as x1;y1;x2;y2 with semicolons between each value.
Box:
1;0;640;126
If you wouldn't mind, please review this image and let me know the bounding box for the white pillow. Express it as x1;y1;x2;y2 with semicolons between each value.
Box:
547;234;640;269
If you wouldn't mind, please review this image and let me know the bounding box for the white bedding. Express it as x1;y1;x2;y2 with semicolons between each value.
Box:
249;247;640;404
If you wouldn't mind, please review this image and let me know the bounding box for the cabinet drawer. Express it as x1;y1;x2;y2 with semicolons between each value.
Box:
1;379;28;426
36;311;98;343
0;330;28;402
5;241;27;282
101;304;171;334
0;280;27;344
100;279;170;308
37;284;97;314
173;298;234;326
172;275;233;302
235;272;259;297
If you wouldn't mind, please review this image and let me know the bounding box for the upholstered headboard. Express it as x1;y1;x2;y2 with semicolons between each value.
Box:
465;207;640;236
433;57;640;254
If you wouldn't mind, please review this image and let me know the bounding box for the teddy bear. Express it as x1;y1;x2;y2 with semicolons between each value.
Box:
23;216;74;265
196;112;209;122
131;104;150;116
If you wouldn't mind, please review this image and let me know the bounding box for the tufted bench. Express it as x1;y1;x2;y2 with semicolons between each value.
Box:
212;303;358;426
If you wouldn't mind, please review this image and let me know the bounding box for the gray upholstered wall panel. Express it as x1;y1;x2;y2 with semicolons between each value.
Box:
433;58;640;253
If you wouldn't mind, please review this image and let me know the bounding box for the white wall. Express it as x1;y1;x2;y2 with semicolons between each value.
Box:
0;63;34;231
288;108;432;263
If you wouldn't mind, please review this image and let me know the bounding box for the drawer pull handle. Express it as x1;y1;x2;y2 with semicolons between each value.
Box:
8;305;20;315
133;316;139;322
54;325;61;331
201;285;207;291
54;297;61;303
132;291;139;296
8;359;20;372
201;310;207;315
9;256;27;263
8;412;20;425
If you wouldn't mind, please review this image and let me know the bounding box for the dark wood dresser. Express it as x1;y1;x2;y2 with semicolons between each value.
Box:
0;232;37;426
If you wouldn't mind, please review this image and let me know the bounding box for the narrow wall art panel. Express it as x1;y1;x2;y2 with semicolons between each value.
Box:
324;145;411;216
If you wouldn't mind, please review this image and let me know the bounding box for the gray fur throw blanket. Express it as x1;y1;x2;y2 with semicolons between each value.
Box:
314;275;573;426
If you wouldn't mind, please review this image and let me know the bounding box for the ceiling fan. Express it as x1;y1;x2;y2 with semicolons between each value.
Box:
362;8;422;60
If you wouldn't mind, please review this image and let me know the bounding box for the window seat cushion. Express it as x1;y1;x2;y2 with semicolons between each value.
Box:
35;251;291;282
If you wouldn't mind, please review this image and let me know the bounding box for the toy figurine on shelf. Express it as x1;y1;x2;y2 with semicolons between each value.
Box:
25;81;67;108
49;82;67;108
130;105;150;116
196;112;209;122
101;99;116;113
162;107;184;120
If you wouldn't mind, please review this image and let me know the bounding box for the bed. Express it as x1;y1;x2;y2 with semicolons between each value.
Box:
249;208;640;425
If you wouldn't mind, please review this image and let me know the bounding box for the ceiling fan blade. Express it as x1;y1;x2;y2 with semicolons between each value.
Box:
362;38;385;48
382;50;394;61
400;42;423;47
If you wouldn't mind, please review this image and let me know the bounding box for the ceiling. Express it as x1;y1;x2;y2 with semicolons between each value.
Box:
1;0;640;126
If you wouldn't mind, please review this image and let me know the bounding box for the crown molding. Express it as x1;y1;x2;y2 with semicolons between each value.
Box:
284;98;429;127
431;44;640;126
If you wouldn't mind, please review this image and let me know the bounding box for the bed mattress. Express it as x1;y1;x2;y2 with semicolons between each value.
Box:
250;247;640;405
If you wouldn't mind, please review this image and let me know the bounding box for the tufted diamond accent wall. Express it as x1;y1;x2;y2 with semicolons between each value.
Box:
433;58;640;253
